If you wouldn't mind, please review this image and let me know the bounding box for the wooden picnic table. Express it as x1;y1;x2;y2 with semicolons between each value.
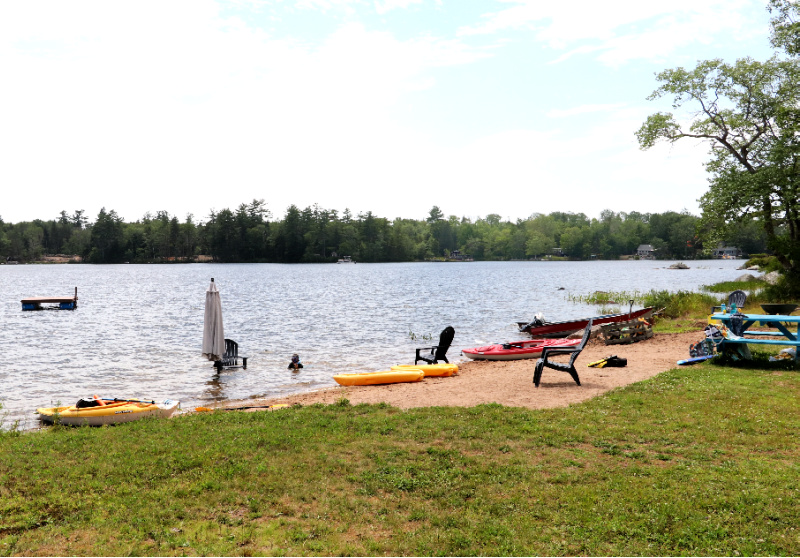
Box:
710;312;800;362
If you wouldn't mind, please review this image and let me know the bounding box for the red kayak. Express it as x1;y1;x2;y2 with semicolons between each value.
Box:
462;338;582;361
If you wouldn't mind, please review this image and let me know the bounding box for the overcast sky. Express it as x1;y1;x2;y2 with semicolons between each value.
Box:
0;0;776;224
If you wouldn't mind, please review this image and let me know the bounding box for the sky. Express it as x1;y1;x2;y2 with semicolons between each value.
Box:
0;0;777;224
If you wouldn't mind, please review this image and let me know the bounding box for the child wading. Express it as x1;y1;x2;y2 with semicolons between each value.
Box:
288;354;303;370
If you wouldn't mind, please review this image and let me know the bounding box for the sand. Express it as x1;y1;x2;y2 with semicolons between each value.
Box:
235;331;701;411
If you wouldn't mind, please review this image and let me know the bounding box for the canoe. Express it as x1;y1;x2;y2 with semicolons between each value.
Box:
462;338;581;361
333;369;425;386
37;397;180;426
391;363;458;377
517;307;655;337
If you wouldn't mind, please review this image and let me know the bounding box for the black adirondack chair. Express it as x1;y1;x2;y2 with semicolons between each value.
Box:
214;339;248;371
533;319;593;387
415;326;455;365
711;290;747;314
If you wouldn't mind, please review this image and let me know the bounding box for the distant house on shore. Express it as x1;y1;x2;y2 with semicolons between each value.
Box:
636;244;656;259
712;245;742;259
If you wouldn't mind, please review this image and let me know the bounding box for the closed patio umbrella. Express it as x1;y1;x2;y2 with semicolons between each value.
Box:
202;278;225;361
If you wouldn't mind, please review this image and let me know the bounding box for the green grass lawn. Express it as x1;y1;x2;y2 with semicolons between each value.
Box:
2;362;799;556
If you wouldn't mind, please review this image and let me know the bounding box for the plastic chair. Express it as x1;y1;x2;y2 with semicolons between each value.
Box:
214;339;248;370
533;320;593;387
415;326;455;365
711;290;747;314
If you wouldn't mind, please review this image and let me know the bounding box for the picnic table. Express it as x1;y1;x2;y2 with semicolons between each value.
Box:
710;312;800;362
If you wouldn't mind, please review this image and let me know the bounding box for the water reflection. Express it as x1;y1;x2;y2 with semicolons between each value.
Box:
204;373;226;401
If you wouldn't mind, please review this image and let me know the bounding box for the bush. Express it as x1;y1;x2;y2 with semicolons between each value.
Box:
762;272;800;302
744;255;782;272
642;289;718;319
702;280;765;294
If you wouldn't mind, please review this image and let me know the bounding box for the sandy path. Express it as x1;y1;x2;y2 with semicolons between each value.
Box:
234;331;700;411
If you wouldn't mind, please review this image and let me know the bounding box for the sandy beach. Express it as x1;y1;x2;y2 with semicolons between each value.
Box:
234;331;701;411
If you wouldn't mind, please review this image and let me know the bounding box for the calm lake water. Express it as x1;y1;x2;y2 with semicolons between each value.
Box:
1;260;746;429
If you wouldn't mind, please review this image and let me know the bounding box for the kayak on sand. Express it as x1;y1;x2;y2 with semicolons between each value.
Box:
333;368;425;386
391;363;459;377
462;338;581;361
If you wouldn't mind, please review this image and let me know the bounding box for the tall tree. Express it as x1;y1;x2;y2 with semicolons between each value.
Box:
637;53;800;288
89;208;124;263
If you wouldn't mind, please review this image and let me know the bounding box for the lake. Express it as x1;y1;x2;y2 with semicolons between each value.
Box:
0;259;746;429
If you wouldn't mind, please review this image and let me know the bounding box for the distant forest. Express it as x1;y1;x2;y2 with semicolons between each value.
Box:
0;202;768;264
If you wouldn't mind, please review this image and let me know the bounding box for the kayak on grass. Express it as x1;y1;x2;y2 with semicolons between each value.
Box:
37;396;180;426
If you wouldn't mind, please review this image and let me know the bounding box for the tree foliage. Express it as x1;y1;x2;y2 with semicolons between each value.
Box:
0;204;767;264
769;0;800;55
637;1;800;290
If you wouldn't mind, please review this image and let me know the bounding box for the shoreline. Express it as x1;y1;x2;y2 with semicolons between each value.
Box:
202;331;701;413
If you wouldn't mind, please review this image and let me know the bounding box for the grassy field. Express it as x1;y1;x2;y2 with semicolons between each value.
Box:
1;361;799;556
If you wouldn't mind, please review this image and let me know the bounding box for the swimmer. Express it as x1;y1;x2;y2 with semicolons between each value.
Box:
288;353;304;370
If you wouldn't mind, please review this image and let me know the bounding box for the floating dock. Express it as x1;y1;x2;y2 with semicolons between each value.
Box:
21;287;78;310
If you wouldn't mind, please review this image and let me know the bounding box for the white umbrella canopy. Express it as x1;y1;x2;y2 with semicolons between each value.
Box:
202;278;225;361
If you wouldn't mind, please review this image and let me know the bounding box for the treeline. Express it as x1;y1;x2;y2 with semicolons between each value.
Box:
0;202;768;264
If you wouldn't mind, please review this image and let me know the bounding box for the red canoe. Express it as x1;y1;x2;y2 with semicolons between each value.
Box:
517;307;655;338
461;338;582;361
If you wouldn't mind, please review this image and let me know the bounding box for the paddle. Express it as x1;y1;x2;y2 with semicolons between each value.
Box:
80;396;155;406
105;398;156;404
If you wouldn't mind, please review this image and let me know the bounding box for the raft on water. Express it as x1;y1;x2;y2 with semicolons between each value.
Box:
22;287;79;310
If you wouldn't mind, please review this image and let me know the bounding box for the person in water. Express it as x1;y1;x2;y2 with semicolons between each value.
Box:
288;353;303;370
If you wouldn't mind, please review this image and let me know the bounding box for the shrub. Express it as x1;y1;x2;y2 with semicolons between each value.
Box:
642;289;718;319
744;255;782;272
702;280;765;294
762;272;800;302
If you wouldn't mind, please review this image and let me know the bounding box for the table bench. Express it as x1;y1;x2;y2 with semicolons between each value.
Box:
710;313;800;362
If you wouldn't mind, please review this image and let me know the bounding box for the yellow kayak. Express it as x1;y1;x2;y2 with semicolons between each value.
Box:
333;369;425;386
391;363;459;377
37;397;180;426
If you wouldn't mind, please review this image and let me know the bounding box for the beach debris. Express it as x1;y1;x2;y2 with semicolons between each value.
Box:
770;348;797;361
587;355;627;368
